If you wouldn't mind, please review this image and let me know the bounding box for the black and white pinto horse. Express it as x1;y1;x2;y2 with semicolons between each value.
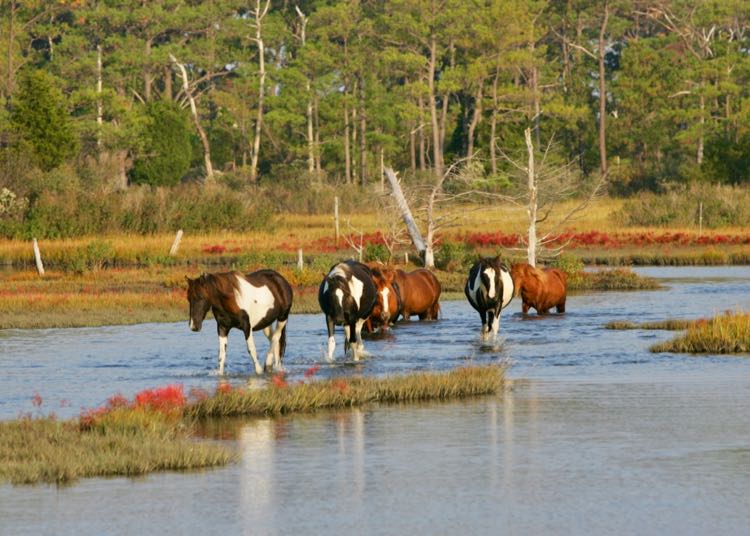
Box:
186;270;293;375
318;260;377;361
465;257;514;341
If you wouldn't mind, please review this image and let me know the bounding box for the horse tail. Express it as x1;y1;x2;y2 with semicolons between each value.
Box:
279;322;288;358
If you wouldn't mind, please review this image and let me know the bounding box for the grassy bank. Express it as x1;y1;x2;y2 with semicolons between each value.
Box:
605;319;695;330
187;365;505;419
650;311;750;354
0;264;659;329
0;366;505;485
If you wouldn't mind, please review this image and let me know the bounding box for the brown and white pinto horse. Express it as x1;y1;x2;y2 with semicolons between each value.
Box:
186;270;293;375
465;256;514;341
510;263;567;315
366;266;441;331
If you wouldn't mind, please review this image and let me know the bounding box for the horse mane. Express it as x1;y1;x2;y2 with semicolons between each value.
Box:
198;272;241;305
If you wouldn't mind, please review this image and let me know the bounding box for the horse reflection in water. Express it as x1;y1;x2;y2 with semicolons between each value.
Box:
186;270;293;375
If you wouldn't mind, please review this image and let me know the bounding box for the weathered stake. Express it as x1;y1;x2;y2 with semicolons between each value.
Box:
699;202;703;237
32;238;45;276
297;249;304;270
169;229;184;256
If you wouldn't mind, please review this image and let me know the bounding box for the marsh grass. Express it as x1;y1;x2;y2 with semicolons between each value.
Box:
605;319;696;330
0;415;231;485
187;366;505;419
650;311;750;354
568;268;661;291
1;366;505;485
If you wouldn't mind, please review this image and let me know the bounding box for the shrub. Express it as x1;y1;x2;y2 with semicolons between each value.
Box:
10;70;77;171
364;243;388;263
130;101;193;186
435;241;474;271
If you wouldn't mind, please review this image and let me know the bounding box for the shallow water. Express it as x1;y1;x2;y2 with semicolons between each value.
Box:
2;266;750;535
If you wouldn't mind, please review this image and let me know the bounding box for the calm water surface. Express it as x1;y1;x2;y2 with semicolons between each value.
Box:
1;266;750;535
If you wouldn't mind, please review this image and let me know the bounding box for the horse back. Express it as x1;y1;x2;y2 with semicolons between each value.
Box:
397;268;441;313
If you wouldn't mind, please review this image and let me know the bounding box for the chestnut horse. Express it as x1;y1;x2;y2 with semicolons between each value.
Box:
186;270;293;375
465;257;514;340
367;266;441;331
510;263;567;314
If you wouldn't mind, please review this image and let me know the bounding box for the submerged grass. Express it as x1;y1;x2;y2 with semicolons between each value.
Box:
0;366;505;485
189;365;506;418
650;311;750;354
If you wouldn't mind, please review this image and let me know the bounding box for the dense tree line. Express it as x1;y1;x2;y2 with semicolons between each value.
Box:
1;0;749;195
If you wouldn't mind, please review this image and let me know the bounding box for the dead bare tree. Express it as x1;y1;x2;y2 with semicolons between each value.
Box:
499;128;606;266
376;194;411;262
384;162;511;268
343;218;365;262
249;0;271;182
170;54;214;182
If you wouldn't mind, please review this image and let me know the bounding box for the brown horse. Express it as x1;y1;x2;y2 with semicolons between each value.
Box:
510;263;567;315
366;265;403;331
366;266;441;331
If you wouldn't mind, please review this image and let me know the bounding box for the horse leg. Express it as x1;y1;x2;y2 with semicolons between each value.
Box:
491;308;501;340
243;322;263;375
325;316;336;362
479;310;488;340
263;326;274;372
217;324;229;375
268;320;287;371
557;300;566;313
354;318;366;359
487;310;496;341
522;301;530;315
343;324;352;357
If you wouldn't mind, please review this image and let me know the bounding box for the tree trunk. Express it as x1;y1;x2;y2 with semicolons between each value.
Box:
597;3;609;176
314;95;322;173
428;37;443;179
6;0;16;107
524;128;537;267
418;94;426;171
384;167;426;256
163;65;172;101
359;76;367;186
697;89;705;165
96;44;103;150
306;80;314;173
344;95;352;183
467;84;483;159
144;38;153;101
409;122;417;172
351;81;358;184
490;70;499;174
171;54;214;182
249;0;270;183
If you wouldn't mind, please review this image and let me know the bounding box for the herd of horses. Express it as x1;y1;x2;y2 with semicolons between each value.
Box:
185;257;568;375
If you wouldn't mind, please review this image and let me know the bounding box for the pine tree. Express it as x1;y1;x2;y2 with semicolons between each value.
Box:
11;70;77;171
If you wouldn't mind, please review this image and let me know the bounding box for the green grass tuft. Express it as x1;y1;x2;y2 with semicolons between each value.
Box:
650;311;750;354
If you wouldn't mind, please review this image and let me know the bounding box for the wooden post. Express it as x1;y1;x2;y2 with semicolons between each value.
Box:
297;248;304;270
404;252;409;265
699;202;703;237
334;196;340;245
32;238;45;276
169;229;183;256
380;147;385;193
